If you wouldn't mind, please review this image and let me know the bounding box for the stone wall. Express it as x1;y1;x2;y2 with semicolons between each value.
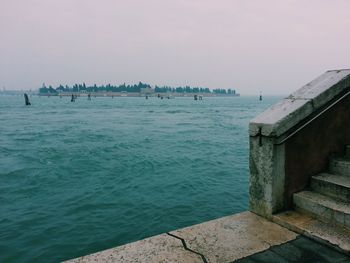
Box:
249;70;350;217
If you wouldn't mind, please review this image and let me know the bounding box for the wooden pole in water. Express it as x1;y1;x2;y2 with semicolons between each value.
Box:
24;93;31;105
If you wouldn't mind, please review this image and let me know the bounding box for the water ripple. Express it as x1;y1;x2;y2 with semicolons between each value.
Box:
0;95;280;262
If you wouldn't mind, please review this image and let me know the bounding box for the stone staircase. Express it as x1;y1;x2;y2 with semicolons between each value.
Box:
293;145;350;230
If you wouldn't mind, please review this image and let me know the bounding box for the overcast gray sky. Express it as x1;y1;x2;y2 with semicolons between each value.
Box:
1;0;350;95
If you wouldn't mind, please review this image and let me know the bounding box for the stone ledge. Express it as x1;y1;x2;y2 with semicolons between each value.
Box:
63;233;203;263
64;211;298;263
250;69;350;137
249;98;313;137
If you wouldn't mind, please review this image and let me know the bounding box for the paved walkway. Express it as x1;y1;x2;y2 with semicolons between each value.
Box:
64;212;350;262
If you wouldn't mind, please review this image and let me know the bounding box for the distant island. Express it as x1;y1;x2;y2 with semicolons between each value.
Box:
38;82;240;97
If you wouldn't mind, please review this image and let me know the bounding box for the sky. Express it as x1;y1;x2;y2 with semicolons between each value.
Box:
1;0;350;95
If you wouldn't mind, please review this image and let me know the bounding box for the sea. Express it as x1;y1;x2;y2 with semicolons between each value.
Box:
0;95;280;262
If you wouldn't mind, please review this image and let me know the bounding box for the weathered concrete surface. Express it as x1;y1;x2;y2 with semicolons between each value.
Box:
346;145;350;159
170;211;298;263
311;173;350;202
330;157;350;177
63;233;203;263
249;137;285;217
249;98;313;137
288;69;350;109
64;212;298;263
250;69;350;137
273;210;350;253
293;191;350;229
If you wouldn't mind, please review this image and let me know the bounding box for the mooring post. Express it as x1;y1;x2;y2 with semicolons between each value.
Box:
24;93;31;105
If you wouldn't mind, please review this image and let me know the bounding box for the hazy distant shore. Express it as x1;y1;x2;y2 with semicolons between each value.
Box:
38;92;240;97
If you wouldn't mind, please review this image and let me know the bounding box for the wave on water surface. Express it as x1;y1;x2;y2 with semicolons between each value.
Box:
0;95;280;262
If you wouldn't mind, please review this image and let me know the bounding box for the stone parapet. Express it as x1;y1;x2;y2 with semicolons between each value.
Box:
249;70;350;217
250;70;350;137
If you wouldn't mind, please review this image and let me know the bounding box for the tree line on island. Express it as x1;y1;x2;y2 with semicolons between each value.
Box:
39;82;237;94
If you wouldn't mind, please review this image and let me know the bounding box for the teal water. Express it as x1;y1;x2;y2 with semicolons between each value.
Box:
0;95;279;262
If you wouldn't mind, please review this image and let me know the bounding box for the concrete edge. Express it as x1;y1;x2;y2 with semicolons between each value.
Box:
62;211;299;263
249;70;350;137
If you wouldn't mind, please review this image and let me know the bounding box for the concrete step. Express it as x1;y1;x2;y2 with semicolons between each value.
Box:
329;157;350;177
273;210;350;254
311;173;350;202
346;145;350;159
293;191;350;229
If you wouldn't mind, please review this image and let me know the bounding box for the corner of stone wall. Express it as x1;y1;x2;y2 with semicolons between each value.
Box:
248;69;350;218
249;136;285;218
